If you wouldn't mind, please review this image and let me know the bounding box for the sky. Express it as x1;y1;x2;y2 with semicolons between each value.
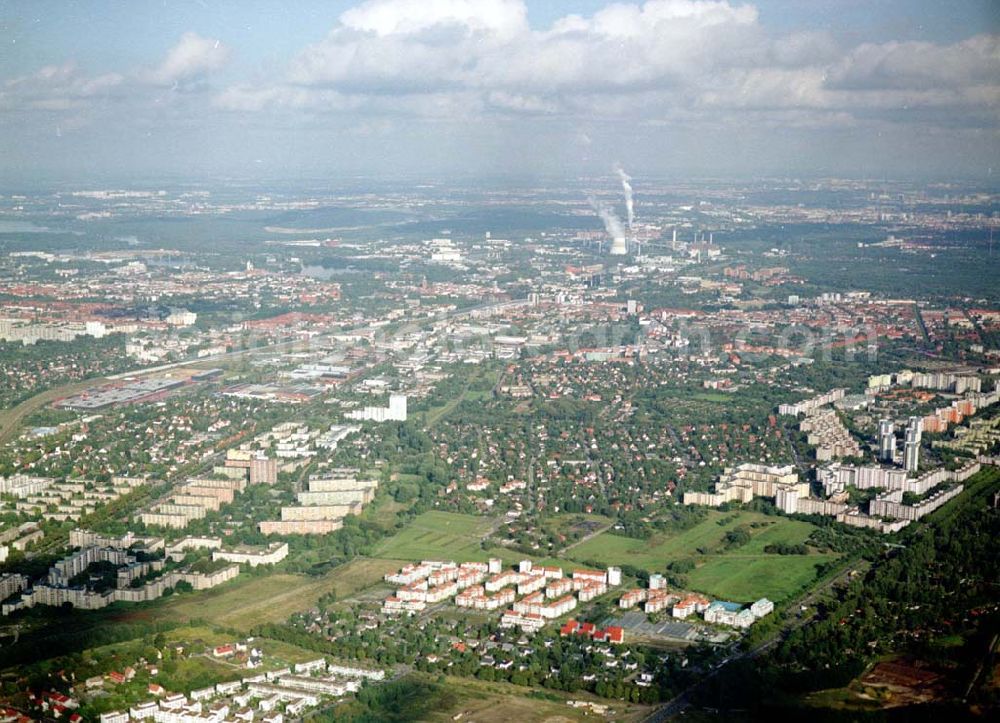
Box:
0;0;998;182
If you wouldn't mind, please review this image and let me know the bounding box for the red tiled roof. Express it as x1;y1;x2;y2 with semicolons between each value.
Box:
559;619;580;636
604;626;625;644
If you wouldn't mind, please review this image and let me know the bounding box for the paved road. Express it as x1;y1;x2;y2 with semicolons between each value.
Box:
559;520;614;556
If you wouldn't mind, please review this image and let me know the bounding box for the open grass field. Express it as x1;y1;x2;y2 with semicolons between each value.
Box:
161;557;405;630
736;517;817;554
686;553;837;602
362;494;407;530
367;509;831;601
482;547;569;570
548;512;614;539
372;510;495;561
568;509;835;602
691;392;735;402
569;510;814;567
412;674;650;723
162;624;234;647
148;652;242;696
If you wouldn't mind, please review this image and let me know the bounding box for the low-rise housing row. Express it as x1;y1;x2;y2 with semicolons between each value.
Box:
383;559;619;627
101;658;383;723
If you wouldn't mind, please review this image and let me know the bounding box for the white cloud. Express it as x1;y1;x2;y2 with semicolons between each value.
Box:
1;62;124;112
213;84;361;112
3;0;997;149
340;0;527;37
287;31;474;92
486;90;559;114
827;34;1000;91
144;32;230;86
286;0;766;97
275;0;995;130
0;33;232;116
586;0;758;37
0;31;229;119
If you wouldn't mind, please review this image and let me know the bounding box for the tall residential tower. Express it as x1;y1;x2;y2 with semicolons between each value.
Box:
878;419;896;462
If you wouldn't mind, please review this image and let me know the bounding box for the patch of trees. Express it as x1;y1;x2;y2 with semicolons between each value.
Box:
332;678;455;723
762;542;808;555
0;608;180;668
722;525;752;550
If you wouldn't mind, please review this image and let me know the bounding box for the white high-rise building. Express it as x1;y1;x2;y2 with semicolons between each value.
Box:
775;487;798;515
878;419;896;462
388;394;407;422
903;416;923;473
346;394;407;423
606;566;622;586
85;321;108;338
904;427;920;474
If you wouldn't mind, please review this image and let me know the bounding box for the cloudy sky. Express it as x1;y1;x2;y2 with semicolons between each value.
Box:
1;0;998;182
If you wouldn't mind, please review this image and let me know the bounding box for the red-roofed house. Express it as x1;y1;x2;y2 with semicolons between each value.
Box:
560;620;580;636
594;626;625;644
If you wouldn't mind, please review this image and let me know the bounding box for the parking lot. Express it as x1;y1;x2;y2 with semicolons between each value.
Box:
604;611;732;644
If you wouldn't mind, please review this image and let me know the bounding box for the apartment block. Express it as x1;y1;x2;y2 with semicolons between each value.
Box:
258;519;343;535
213;542;289;567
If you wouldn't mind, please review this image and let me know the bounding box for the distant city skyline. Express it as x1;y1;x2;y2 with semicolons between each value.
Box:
1;0;998;181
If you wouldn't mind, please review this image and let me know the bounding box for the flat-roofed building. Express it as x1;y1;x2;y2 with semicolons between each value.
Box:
213;542;289;567
259;519;344;535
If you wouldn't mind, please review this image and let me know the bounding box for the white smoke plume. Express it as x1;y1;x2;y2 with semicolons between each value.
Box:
588;196;625;240
614;164;634;231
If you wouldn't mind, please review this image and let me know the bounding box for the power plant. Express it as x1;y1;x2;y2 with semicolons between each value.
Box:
590;164;637;257
587;167;692;258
